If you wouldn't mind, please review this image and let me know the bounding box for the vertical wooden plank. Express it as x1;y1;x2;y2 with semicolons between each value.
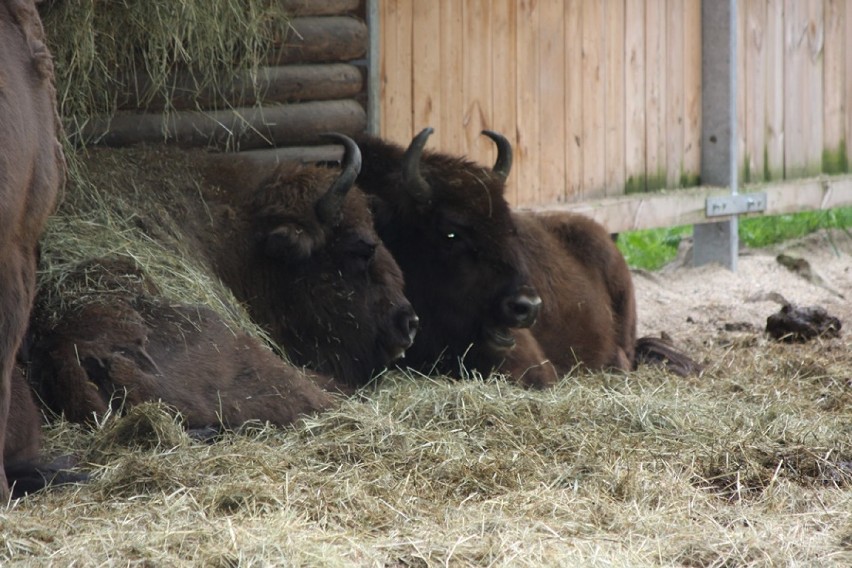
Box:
582;0;606;197
744;0;767;183
847;0;852;168
804;0;824;174
539;0;566;204
412;1;441;148
847;0;852;169
784;0;806;177
624;0;646;193
564;0;583;201
682;0;702;185
645;0;667;191
515;0;540;207
440;1;464;154
605;0;626;197
462;0;493;168
379;0;413;143
665;0;684;188
785;0;823;177
765;0;785;180
823;0;846;173
490;0;519;204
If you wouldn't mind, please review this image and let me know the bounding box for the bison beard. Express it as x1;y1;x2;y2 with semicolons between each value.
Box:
355;128;699;387
0;0;68;498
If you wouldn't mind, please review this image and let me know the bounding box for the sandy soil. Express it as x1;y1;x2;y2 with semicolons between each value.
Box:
633;229;852;356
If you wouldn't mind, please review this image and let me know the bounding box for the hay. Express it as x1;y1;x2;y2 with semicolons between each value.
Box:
40;0;291;141
35;145;271;346
6;333;851;566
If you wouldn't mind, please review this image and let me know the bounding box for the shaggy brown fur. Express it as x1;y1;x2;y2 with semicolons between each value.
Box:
354;129;698;387
31;260;341;430
355;129;552;387
0;0;65;499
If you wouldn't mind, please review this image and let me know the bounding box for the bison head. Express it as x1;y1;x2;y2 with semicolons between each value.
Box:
242;134;418;388
355;128;540;377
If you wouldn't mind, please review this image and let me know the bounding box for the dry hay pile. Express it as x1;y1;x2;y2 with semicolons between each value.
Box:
40;0;290;142
2;221;850;564
34;145;270;344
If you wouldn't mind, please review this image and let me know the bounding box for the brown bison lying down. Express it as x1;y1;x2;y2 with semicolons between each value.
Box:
29;260;340;430
0;0;68;498
355;128;698;388
29;135;417;432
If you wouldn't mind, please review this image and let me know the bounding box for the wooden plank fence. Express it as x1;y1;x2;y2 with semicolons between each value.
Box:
376;0;852;224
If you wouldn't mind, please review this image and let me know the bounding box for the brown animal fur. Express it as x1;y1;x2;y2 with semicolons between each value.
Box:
0;0;65;499
355;129;548;385
355;130;698;386
199;151;418;387
512;211;637;373
31;260;340;430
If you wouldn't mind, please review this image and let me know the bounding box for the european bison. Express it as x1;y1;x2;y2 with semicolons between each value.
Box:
355;128;697;387
29;135;418;430
0;0;66;498
199;134;418;388
356;128;552;387
31;259;340;430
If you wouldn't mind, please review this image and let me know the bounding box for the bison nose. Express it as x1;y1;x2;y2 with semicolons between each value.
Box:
397;306;420;346
502;290;541;328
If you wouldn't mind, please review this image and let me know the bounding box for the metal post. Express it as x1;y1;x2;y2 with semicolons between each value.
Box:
365;0;381;136
694;0;739;270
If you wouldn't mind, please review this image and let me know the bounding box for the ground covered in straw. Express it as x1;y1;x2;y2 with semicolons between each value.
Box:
3;171;852;566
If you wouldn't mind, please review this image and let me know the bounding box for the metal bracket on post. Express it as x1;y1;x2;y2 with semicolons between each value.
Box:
705;193;767;217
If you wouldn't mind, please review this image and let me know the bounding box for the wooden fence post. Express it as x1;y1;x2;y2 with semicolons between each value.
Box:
694;0;739;270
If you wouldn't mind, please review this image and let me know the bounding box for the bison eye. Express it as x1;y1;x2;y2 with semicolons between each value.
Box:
446;232;456;239
347;239;377;272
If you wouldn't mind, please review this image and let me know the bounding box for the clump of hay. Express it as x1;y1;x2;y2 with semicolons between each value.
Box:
35;145;269;344
40;0;291;140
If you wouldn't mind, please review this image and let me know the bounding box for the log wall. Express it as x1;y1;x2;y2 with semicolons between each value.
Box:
81;0;368;162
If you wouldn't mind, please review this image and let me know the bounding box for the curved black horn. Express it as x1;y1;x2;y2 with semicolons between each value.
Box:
315;132;362;224
402;127;434;205
481;130;513;180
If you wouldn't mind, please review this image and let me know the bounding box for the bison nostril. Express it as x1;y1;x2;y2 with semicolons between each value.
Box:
397;308;420;343
503;294;541;327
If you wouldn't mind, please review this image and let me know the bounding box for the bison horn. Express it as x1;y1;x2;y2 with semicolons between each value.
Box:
482;130;513;181
315;133;362;225
402;127;434;205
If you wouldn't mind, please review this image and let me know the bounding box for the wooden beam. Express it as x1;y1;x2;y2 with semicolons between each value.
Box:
527;175;852;233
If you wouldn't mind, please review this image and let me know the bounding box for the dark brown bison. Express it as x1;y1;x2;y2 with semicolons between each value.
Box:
29;134;417;431
0;0;66;498
197;134;418;388
355;128;698;387
356;128;553;387
30;259;341;430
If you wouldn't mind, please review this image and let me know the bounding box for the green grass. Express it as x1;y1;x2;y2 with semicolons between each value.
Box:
617;206;852;270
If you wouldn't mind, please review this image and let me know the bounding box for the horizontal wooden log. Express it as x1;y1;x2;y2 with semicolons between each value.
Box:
279;0;360;17
268;17;368;64
530;175;852;233
117;64;364;111
236;145;344;166
79;100;366;151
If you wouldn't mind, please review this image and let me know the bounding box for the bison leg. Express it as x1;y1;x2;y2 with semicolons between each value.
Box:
0;252;39;500
500;329;559;389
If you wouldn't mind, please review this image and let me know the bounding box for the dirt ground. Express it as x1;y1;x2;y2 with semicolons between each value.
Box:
632;228;852;360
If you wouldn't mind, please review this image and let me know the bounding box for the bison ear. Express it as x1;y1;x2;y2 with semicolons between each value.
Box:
263;226;318;263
